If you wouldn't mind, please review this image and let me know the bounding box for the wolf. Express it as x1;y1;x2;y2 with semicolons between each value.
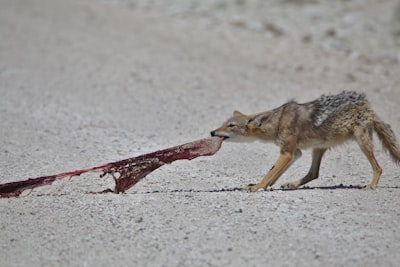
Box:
211;91;400;191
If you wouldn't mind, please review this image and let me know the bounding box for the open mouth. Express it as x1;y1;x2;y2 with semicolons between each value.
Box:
211;131;230;140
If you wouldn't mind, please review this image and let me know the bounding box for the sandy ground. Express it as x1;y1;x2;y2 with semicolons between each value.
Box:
1;0;400;266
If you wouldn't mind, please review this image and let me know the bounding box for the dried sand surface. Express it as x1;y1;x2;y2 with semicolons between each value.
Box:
1;0;400;266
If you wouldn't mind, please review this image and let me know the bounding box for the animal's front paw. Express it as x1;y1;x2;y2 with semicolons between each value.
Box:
364;183;377;190
281;181;300;189
243;183;266;192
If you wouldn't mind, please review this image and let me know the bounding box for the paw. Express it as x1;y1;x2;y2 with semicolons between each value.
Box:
364;184;377;190
243;183;266;192
281;181;300;189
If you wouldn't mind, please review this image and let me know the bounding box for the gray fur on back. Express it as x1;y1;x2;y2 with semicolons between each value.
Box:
312;91;366;127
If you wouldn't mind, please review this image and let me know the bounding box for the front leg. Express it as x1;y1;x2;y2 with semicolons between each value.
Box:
281;148;326;189
244;148;301;191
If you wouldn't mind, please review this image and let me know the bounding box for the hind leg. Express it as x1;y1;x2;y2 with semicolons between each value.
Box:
354;125;383;189
281;148;327;189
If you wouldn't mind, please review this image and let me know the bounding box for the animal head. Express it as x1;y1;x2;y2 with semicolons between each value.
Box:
210;111;254;141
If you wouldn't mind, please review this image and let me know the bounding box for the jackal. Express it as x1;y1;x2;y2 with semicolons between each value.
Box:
211;91;400;191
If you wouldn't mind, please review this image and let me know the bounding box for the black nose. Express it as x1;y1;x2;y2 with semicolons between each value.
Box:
210;131;215;136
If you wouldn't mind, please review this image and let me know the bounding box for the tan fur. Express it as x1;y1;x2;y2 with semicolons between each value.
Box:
210;91;400;191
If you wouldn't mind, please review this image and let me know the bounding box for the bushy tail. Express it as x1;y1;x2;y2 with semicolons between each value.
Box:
374;119;400;165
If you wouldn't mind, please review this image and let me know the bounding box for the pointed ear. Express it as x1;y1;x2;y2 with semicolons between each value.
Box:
233;110;245;116
251;112;272;127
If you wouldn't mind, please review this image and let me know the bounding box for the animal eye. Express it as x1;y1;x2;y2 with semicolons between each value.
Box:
227;123;236;128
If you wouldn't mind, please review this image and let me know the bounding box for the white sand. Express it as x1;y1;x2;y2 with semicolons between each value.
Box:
1;0;400;266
